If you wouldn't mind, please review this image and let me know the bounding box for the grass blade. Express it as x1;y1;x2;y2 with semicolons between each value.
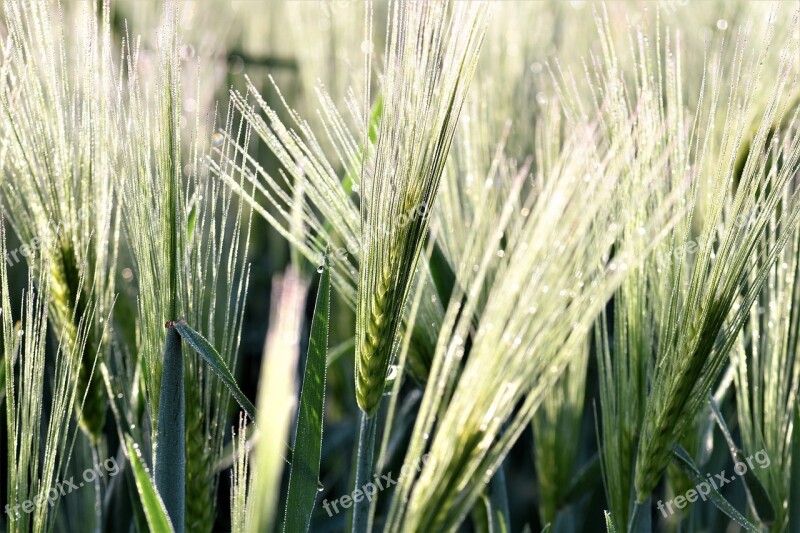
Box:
672;446;758;532
173;321;257;420
709;397;776;524
560;452;601;507
283;260;331;532
126;435;175;533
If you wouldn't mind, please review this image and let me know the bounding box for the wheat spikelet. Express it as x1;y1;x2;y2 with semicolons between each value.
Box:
354;0;490;417
0;0;118;441
634;8;800;501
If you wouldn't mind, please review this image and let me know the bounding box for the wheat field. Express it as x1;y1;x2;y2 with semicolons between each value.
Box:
0;0;798;532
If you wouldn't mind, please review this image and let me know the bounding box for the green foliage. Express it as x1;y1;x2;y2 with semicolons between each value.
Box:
174;322;257;420
3;1;800;532
126;435;175;533
284;258;331;532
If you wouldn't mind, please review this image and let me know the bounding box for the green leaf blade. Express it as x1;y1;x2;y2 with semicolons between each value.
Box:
173;321;257;420
710;397;776;524
671;446;759;532
126;435;175;533
284;260;331;532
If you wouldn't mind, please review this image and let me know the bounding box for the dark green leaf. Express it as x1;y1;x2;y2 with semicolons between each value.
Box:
709;397;776;524
560;452;601;507
672;446;759;532
155;327;185;532
426;236;456;307
173;321;257;420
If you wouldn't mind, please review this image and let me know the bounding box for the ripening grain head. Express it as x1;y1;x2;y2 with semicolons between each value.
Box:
355;0;490;417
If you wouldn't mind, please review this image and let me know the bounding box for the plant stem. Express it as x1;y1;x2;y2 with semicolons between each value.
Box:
628;497;651;533
353;412;377;533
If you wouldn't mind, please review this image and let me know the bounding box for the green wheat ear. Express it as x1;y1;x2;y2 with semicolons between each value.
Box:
354;0;489;417
0;0;120;443
49;241;106;441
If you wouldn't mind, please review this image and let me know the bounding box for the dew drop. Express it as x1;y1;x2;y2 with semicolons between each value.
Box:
211;131;224;147
17;329;23;337
317;265;324;273
716;19;728;31
496;249;505;258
